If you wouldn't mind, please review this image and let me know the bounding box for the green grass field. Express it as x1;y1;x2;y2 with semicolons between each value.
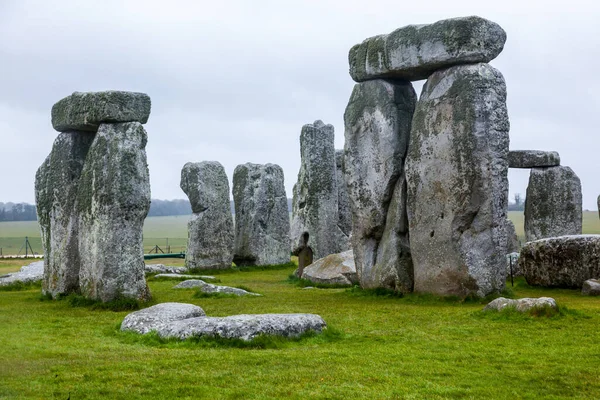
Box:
1;258;599;399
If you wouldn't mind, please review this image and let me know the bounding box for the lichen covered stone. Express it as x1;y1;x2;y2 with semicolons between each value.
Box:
508;150;560;169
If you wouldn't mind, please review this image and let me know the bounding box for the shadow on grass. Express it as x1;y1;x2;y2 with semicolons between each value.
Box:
39;292;154;312
0;280;42;292
116;325;344;350
286;274;351;289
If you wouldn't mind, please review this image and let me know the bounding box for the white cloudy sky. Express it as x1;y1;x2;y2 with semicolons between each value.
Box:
0;0;598;209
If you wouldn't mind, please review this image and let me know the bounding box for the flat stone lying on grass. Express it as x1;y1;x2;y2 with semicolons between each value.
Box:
508;150;560;168
120;302;206;334
483;297;557;312
153;273;217;281
301;250;358;287
0;261;44;286
51;91;151;132
582;279;600;296
173;280;261;296
144;264;187;275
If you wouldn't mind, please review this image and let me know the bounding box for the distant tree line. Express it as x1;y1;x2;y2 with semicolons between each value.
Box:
0;202;38;221
508;193;525;211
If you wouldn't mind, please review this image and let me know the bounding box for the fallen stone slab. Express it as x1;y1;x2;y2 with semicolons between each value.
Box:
173;280;260;296
120;302;206;334
520;235;600;288
144;264;187;275
301;250;358;287
51;91;151;132
0;261;44;286
508;150;560;169
581;279;600;296
153;273;216;281
483;297;557;312
156;314;326;341
349;16;506;82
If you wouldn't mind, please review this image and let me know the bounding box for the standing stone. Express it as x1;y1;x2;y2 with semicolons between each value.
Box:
78;122;151;302
405;63;510;297
524;166;582;242
344;79;416;292
349;16;506;82
232;163;290;266
291;121;348;260
508;150;560;168
335;150;352;239
598;195;600;220
506;219;520;253
35;132;95;298
180;161;234;270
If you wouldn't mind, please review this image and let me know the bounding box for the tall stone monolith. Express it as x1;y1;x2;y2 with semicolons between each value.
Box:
335;150;352;239
344;80;416;292
291;121;349;260
232;163;290;266
77;122;151;302
181;161;234;270
524;166;582;242
405;63;510;298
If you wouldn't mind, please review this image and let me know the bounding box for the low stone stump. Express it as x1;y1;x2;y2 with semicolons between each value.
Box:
144;264;187;275
121;303;327;341
519;235;600;288
483;297;557;312
301;250;358;287
0;261;44;286
582;279;600;296
173;280;260;296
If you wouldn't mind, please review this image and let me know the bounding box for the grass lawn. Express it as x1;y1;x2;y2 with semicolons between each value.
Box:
1;256;600;399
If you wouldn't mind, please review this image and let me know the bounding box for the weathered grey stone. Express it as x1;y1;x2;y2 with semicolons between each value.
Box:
153;314;326;341
233;163;290;266
506;220;520;253
0;261;44;286
180;161;234;270
405;63;510;298
344;80;416;292
335;150;352;238
506;252;521;277
524;166;582;242
508;150;560;168
51;91;151;132
598;195;600;219
483;297;557;312
153;273;217;281
349;16;506;82
301;250;358;287
519;235;600;288
291;121;349;260
173;279;260;296
144;264;187;275
120;302;206;334
35;132;95;298
582;279;600;296
77;122;151;302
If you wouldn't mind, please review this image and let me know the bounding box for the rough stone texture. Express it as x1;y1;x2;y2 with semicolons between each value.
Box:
508;150;560;169
582;279;600;296
291;121;349;260
77;122;151;302
120;303;206;334
349;16;506;82
519;235;600;288
146;314;326;341
180;161;234;270
506;220;520;253
524;166;582;242
232;163;290;266
301;250;358;286
335;150;352;238
35;132;95;298
51;91;151;132
483;297;557;312
153;273;217;282
173;280;260;296
405;63;510;298
0;261;44;286
144;264;187;275
506;252;521;277
344;79;416;292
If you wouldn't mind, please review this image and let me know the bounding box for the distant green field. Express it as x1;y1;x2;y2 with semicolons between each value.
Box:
1;212;598;256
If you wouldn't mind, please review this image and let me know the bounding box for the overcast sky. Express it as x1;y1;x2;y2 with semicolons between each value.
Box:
0;0;598;210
